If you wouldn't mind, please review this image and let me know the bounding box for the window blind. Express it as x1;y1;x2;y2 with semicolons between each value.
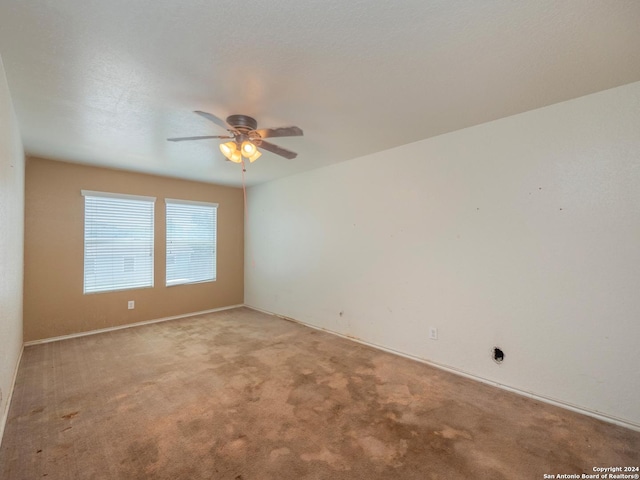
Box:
165;199;217;286
82;190;155;294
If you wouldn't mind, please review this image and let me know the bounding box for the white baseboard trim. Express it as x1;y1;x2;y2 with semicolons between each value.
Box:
0;343;24;448
244;304;640;432
23;304;245;347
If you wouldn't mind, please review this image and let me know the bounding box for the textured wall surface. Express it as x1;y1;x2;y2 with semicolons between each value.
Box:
0;56;25;439
246;81;640;428
24;158;244;341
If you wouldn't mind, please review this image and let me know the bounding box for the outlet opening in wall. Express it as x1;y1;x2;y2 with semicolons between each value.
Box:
493;347;505;364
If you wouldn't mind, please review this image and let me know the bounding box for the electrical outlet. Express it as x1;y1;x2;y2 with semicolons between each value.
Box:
128;301;135;310
429;327;438;340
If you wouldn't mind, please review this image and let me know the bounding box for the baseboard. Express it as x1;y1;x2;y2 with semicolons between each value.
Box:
244;304;640;432
0;343;24;449
23;304;245;346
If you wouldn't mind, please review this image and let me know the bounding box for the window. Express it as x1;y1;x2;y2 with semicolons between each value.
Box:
165;199;217;286
82;190;155;294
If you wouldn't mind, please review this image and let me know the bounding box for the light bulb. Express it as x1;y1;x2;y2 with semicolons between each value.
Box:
241;141;257;157
248;150;262;163
219;141;237;159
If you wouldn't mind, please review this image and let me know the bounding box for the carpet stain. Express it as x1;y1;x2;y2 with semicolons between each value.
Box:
268;447;291;461
436;425;473;441
300;447;351;471
357;435;408;465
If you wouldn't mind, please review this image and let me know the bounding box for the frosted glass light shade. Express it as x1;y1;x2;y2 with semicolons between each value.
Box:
219;141;237;159
241;141;257;157
230;150;242;163
248;150;262;163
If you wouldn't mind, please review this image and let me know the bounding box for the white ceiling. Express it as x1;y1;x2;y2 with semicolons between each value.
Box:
1;1;640;187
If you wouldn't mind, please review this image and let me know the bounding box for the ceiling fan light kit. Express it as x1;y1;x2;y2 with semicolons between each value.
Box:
169;111;303;165
219;140;262;163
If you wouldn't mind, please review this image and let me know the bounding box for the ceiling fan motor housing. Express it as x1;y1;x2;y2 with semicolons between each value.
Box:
226;114;258;131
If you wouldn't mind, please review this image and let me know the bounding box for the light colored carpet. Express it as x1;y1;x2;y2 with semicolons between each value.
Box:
1;307;638;479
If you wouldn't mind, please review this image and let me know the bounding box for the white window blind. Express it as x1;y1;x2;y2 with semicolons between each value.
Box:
166;199;217;286
82;190;155;294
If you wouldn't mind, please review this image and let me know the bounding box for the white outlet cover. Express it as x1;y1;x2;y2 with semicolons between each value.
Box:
128;301;135;309
429;327;438;340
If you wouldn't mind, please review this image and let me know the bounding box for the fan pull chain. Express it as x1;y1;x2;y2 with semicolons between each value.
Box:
241;159;256;269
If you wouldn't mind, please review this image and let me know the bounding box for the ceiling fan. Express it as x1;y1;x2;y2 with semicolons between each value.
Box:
168;111;303;163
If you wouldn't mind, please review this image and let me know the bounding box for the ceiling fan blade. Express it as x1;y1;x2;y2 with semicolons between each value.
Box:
167;135;232;142
194;111;229;129
259;140;298;159
256;126;303;138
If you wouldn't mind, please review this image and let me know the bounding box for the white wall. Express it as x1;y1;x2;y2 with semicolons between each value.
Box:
0;55;25;441
246;81;640;428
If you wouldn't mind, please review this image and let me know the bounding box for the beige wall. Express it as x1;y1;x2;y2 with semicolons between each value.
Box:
24;157;244;341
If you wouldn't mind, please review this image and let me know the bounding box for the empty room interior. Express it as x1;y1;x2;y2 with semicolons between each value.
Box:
1;1;640;479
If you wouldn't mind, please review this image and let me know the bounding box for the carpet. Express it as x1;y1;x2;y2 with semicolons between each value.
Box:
1;307;638;479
